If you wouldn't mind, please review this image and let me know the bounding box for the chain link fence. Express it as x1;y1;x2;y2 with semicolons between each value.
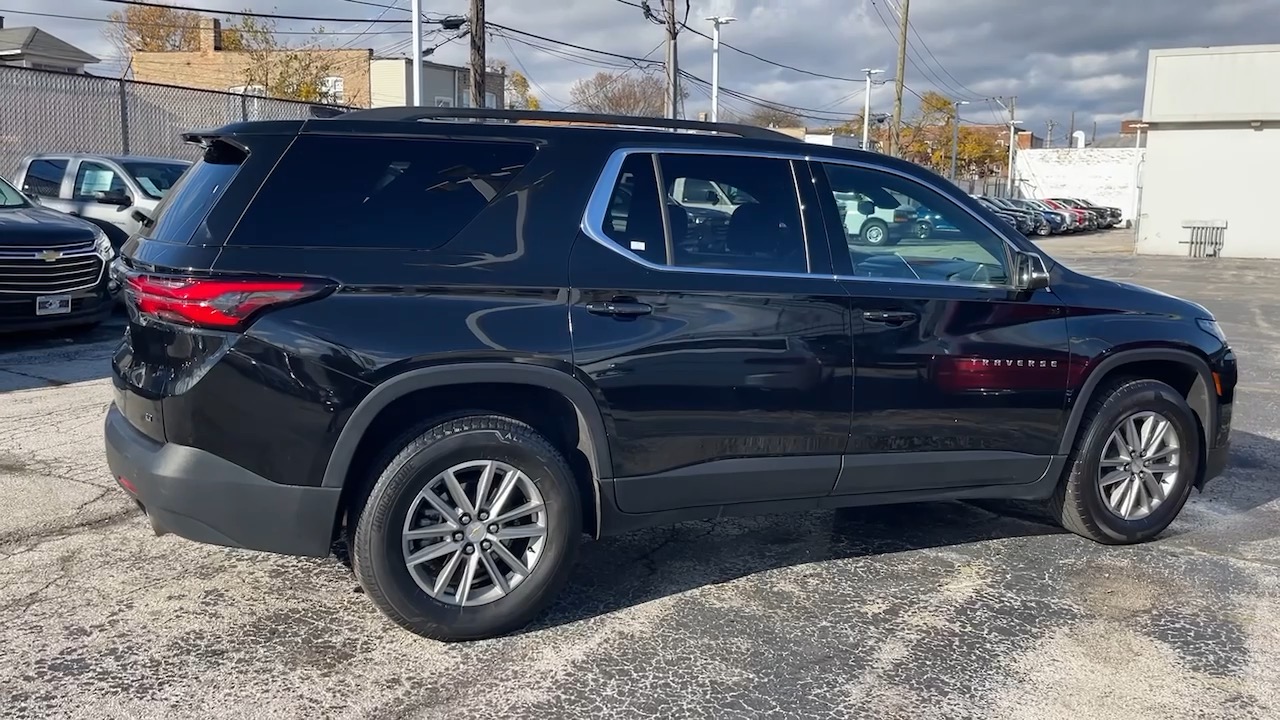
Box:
0;65;345;176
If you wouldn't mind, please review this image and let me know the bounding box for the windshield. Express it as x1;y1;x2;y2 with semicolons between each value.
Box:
0;176;29;208
121;160;191;200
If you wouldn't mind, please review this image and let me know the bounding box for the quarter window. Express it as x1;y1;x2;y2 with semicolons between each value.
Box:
820;163;1010;285
597;152;809;274
229;135;536;249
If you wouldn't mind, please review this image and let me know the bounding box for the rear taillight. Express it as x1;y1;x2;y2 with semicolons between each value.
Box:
125;273;330;330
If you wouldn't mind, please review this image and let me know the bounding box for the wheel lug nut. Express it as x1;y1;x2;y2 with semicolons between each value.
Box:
464;544;475;554
479;511;489;521
488;524;498;534
481;540;491;550
453;532;464;542
459;514;471;525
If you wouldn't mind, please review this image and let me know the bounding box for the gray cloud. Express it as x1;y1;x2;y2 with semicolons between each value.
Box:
12;0;1280;138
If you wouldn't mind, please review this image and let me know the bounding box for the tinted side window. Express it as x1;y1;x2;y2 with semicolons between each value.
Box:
23;159;67;197
821;163;1009;285
600;153;669;265
660;154;806;274
74;161;128;200
230;135;536;249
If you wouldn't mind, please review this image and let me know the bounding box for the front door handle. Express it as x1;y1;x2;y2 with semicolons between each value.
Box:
586;299;653;317
862;310;916;326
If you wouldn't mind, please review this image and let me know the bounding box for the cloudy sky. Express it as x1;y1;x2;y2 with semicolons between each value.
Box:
10;0;1280;138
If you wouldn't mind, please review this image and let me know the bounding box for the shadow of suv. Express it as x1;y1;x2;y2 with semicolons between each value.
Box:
104;109;1238;642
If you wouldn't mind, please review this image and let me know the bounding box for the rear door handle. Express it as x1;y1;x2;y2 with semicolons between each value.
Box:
862;310;916;325
586;299;653;317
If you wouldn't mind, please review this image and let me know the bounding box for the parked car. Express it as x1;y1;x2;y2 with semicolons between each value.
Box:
1041;198;1092;231
1070;198;1123;228
1049;198;1108;230
911;205;960;239
15;154;191;250
834;190;918;246
1006;198;1067;234
0;174;116;333
104;108;1237;642
985;196;1049;236
974;195;1032;235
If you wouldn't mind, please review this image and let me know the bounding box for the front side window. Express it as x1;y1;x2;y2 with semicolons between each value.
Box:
821;163;1010;285
230;135;536;249
23;159;67;198
73;161;128;201
0;177;28;207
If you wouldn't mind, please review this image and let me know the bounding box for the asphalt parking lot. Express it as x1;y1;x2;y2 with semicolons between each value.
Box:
4;230;1280;719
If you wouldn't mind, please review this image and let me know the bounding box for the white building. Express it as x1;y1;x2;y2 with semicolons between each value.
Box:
1136;44;1280;258
369;58;504;109
0;22;98;74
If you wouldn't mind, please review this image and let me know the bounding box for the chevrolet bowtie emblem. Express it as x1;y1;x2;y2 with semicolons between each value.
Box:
38;249;62;262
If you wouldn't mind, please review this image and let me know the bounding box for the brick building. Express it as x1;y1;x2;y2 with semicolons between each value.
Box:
131;18;371;106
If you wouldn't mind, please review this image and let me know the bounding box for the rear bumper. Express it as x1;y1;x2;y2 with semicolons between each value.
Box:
104;404;340;557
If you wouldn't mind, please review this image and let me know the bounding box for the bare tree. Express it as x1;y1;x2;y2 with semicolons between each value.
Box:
732;104;803;128
569;71;668;117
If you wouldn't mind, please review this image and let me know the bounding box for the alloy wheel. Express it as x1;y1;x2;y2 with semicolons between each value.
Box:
402;460;548;606
1097;411;1182;521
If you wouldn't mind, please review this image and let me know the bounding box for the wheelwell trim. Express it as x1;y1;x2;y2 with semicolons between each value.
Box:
320;364;613;502
1060;348;1216;456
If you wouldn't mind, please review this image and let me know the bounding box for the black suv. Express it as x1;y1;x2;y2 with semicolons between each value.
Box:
104;109;1237;641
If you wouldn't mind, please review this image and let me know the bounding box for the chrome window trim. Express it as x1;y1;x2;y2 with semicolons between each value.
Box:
579;146;1027;291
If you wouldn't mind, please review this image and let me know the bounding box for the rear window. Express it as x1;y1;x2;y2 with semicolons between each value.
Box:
228;135;537;249
145;142;244;245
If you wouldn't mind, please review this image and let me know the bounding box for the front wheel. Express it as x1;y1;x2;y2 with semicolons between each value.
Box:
1048;379;1200;544
353;415;582;641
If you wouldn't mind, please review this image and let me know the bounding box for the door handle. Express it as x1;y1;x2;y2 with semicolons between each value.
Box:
862;310;916;326
586;299;653;317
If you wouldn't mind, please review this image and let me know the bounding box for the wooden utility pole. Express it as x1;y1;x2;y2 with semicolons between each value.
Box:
469;0;486;107
889;0;910;156
664;0;679;119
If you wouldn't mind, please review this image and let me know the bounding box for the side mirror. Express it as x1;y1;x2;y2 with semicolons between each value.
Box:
857;200;876;216
703;189;720;203
22;191;41;205
94;190;131;207
1013;251;1050;292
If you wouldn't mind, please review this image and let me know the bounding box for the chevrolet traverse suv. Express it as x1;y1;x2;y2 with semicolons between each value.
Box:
105;109;1237;641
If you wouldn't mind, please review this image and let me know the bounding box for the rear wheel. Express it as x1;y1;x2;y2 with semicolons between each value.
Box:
860;219;890;246
352;415;582;641
1049;379;1200;544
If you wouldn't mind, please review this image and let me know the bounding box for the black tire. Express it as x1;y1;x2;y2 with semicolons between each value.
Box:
1048;379;1201;544
352;415;582;641
914;221;932;239
860;219;890;246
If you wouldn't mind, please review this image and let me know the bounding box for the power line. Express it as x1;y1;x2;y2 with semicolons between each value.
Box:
883;0;986;101
93;0;422;24
0;7;412;35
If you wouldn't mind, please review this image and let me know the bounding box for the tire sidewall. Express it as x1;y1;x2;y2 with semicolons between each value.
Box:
356;425;579;638
1077;383;1201;542
862;220;889;245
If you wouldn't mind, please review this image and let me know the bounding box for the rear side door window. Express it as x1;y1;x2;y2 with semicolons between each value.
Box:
22;159;68;198
598;152;810;275
229;135;537;249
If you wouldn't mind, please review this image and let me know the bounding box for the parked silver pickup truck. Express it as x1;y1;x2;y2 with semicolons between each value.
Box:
14;154;190;250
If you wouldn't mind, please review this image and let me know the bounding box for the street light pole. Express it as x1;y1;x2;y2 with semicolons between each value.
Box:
707;16;736;123
861;68;883;151
1006;119;1023;196
949;99;969;181
411;0;422;105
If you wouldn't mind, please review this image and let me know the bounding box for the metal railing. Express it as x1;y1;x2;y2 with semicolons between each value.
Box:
0;65;345;174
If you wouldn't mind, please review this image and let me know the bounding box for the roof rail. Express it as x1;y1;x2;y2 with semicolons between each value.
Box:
326;106;801;142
